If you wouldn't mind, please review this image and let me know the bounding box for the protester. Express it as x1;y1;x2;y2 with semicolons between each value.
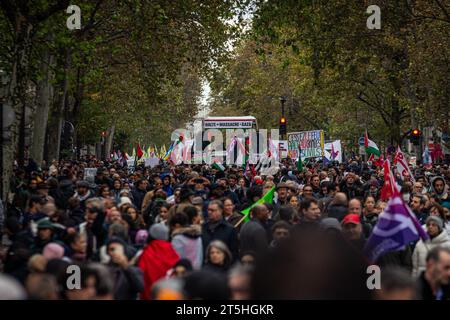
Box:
137;224;179;300
2;149;449;300
169;212;203;270
239;204;270;256
202;200;238;261
203;240;233;274
416;247;450;300
412;216;450;278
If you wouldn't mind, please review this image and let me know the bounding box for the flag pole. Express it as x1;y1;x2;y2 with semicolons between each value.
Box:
234;213;248;228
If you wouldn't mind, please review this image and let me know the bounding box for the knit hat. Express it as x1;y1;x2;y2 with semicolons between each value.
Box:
37;219;54;230
149;223;169;241
321;218;342;231
43;243;65;260
426;216;444;231
441;201;450;212
118;197;132;207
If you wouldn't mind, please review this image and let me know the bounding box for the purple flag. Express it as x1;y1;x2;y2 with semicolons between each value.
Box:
364;192;428;263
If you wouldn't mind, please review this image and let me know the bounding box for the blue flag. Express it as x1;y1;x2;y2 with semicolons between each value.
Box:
364;192;428;263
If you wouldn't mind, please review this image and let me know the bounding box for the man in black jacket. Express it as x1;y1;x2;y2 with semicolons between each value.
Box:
239;204;270;257
417;246;450;300
202;200;239;261
131;178;148;211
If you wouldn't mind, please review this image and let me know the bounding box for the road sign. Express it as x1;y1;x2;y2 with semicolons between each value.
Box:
358;137;365;146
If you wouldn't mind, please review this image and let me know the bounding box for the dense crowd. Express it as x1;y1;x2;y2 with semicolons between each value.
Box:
0;155;450;300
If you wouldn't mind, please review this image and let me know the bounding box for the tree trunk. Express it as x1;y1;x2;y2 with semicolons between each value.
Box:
47;50;69;162
2;19;33;200
30;46;53;164
105;124;116;159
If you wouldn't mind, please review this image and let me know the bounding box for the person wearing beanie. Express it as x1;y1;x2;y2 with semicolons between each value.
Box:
31;219;55;254
412;216;450;278
321;217;342;232
42;242;65;260
137;223;180;300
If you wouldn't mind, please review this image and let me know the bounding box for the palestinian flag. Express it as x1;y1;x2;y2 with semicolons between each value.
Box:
364;130;381;158
212;162;225;172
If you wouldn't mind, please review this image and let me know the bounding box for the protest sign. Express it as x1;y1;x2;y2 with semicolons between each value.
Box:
288;130;324;160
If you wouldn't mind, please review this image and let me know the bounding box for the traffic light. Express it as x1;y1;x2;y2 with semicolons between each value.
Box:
101;131;107;137
409;128;421;145
279;117;287;135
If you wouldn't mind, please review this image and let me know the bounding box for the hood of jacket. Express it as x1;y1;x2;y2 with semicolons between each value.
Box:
171;224;202;238
430;176;448;199
428;229;450;245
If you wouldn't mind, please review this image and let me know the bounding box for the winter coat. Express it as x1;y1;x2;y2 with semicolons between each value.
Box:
412;230;450;278
171;225;203;270
224;212;243;230
417;271;450;300
327;204;348;222
203;261;231;274
239;219;269;256
109;264;144;300
73;190;94;212
202;220;239;262
131;188;147;212
162;184;174;197
137;240;180;300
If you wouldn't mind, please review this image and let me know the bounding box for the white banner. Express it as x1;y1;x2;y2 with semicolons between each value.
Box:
394;147;415;182
324;140;342;163
144;157;160;168
203;120;254;129
272;140;288;159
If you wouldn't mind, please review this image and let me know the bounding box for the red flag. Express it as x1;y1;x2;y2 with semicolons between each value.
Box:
251;164;256;177
137;143;144;159
374;154;385;167
380;160;398;201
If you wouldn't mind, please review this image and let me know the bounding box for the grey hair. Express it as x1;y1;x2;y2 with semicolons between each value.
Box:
206;240;232;264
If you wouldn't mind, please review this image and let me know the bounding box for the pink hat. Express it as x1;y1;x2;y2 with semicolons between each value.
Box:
43;242;65;260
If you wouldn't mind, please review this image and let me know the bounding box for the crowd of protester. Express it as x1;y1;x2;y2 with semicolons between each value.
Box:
0;155;449;300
